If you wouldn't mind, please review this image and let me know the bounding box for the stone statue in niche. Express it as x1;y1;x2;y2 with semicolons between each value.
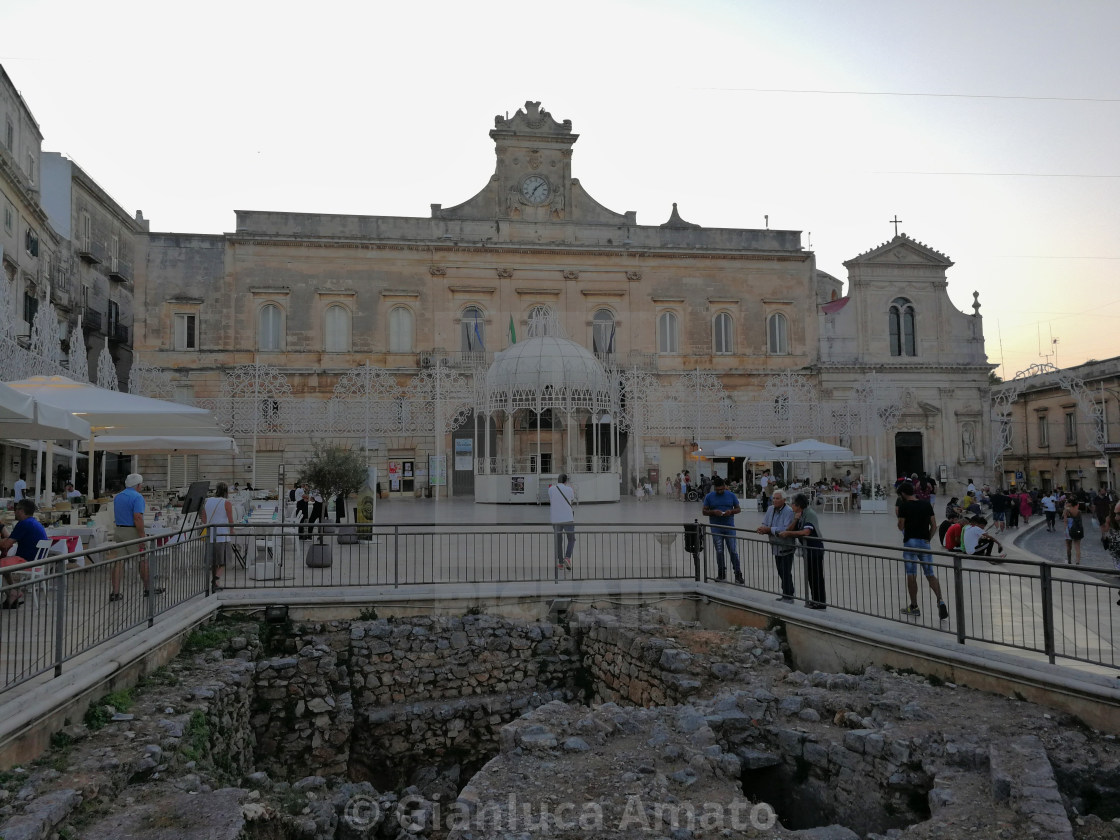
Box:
961;421;977;462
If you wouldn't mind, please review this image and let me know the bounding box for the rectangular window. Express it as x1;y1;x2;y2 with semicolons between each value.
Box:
107;300;120;335
4;118;12;150
1065;412;1076;445
4;204;12;232
174;313;197;350
26;151;35;185
23;291;37;326
1037;415;1048;447
110;235;119;272
80;212;91;249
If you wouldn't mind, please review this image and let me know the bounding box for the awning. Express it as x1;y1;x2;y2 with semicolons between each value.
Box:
0;382;92;440
85;435;240;455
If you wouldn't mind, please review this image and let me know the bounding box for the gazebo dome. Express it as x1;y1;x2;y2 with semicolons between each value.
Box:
484;335;612;413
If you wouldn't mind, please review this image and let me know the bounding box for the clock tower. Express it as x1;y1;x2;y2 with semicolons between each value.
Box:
431;101;630;226
489;101;575;220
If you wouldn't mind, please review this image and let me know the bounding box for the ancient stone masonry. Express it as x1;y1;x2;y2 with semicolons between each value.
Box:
251;621;354;780
579;611;786;707
3;613;1120;840
251;615;583;784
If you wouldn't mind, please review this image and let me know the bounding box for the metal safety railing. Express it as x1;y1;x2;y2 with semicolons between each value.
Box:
0;532;209;693
1;521;1116;697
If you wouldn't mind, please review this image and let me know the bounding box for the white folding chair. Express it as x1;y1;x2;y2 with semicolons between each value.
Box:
24;539;53;608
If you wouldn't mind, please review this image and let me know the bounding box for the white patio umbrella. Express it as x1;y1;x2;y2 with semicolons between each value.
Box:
777;438;859;460
1;381;94;502
84;435;240;454
0;381;92;440
5;376;223;497
776;438;863;483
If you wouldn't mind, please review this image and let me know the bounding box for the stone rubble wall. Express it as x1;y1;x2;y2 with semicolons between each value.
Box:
577;612;785;707
251;616;584;781
0;642;260;840
251;622;354;780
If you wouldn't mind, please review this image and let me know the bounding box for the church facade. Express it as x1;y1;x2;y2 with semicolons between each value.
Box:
133;101;993;497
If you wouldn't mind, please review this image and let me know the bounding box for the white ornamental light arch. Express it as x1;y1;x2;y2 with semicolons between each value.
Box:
990;362;1107;479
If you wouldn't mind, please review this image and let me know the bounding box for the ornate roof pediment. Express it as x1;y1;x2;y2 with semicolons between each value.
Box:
843;234;954;269
491;101;574;139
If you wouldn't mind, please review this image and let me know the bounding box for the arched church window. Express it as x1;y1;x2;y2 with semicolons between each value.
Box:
713;312;733;354
323;304;350;353
657;311;679;354
258;303;283;351
593;309;615;354
389;306;413;353
767;312;788;355
889;297;916;356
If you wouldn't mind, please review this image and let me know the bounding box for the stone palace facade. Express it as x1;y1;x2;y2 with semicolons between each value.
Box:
130;101;993;497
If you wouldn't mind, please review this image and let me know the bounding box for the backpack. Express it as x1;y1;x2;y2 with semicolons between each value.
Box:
1069;516;1084;540
288;488;297;502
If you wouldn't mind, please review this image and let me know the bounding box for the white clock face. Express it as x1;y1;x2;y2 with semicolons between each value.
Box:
520;175;551;205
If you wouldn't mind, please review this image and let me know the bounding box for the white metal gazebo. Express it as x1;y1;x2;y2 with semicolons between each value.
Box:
475;314;620;503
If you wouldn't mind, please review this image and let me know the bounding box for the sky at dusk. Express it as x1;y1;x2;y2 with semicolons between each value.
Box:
2;0;1117;378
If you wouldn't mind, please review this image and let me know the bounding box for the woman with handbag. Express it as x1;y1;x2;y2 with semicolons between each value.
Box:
201;482;234;590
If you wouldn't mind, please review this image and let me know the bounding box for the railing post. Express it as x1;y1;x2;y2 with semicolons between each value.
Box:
1040;563;1056;664
147;543;157;628
953;554;966;645
393;525;400;588
52;562;68;677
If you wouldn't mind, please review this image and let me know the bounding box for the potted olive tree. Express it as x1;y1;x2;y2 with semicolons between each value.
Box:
298;443;368;567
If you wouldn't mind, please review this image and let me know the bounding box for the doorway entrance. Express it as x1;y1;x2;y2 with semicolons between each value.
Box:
895;431;924;479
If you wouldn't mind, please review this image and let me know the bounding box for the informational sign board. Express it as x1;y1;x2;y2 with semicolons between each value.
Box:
454;438;473;471
429;456;446;486
511;476;525;494
388;461;401;491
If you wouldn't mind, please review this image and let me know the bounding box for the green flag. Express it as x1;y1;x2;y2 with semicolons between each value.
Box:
508;315;516;345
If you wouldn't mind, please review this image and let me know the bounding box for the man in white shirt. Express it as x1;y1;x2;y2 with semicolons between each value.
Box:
63;482;82;501
13;473;27;502
1041;493;1058;532
548;474;576;570
964;515;1005;558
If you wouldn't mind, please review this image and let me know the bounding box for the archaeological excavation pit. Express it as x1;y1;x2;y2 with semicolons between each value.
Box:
0;608;1114;840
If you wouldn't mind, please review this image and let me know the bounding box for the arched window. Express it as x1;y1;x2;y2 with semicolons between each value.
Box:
258;303;283;351
657;311;679;354
767;312;789;355
593;309;615;354
713;312;733;354
323;304;350;353
461;306;485;352
888;297;916;356
389;306;413;353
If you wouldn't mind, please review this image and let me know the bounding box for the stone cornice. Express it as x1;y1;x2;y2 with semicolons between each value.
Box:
222;234;809;263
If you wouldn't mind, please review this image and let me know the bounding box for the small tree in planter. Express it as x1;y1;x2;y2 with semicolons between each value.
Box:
298;443;368;566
